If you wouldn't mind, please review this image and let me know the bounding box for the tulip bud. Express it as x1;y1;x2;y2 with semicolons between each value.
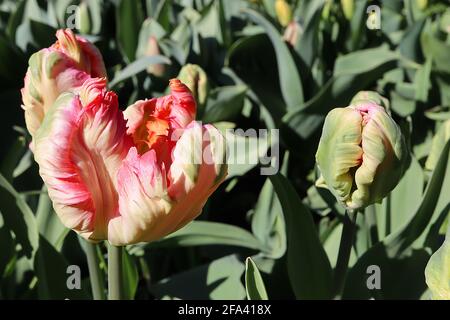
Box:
315;91;408;210
440;9;450;34
145;36;165;77
416;0;428;11
322;0;332;20
425;226;450;299
425;120;450;171
340;0;354;20
177;64;208;110
283;20;303;47
77;1;91;34
275;0;292;27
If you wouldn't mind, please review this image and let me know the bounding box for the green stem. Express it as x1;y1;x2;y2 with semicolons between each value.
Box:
85;242;106;300
333;209;357;299
108;245;124;300
366;205;379;246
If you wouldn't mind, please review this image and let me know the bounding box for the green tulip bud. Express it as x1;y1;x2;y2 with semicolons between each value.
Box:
425;225;450;299
340;0;354;20
416;0;428;11
177;64;209;110
425;120;450;171
77;1;91;34
275;0;292;27
315;91;408;210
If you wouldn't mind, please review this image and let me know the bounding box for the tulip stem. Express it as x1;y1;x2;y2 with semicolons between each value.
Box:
85;242;106;300
333;209;357;299
108;245;124;300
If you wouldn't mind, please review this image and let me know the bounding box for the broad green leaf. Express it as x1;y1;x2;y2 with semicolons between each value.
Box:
116;0;145;61
0;173;38;261
150;254;246;300
421;32;450;74
109;55;170;88
245;257;268;300
414;58;432;102
136;18;167;59
270;173;333;299
36;185;69;251
244;9;304;109
251;177;286;259
35;236;88;299
344;140;450;299
202;85;247;123
221;129;270;179
376;156;424;240
283;45;398;139
129;221;264;255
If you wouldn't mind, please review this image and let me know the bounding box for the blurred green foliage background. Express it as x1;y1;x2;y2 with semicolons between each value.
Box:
0;0;449;300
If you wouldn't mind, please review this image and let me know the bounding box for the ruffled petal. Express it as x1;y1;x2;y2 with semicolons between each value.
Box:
109;121;227;245
350;103;407;208
21;29;106;141
167;121;227;229
54;29;106;78
123;79;196;165
109;148;172;245
34;79;131;241
315;107;363;205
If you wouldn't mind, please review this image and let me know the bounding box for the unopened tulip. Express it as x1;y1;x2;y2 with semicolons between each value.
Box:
34;78;227;245
177;64;208;110
283;20;303;47
425;227;450;299
275;0;292;27
315;92;408;210
425;120;450;171
21;29;106;142
340;0;354;20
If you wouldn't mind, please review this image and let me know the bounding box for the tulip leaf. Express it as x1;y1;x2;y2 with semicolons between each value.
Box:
375;155;425;240
0;173;39;261
116;0;145;62
202;85;247;123
245;257;269;300
109;55;171;88
343;140;450;299
35;235;89;299
150;254;246;300
0;214;15;280
283;45;398;139
36;185;69;251
244;9;304;109
129;221;265;255
269;173;333;299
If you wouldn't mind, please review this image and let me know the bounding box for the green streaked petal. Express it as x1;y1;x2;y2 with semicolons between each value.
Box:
316;108;363;204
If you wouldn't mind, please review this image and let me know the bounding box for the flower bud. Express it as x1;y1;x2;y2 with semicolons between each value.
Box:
315;91;408;210
177;64;208;109
77;1;91;34
425;120;450;171
340;0;354;20
145;36;165;77
416;0;428;11
425;226;450;299
275;0;292;27
283;20;303;47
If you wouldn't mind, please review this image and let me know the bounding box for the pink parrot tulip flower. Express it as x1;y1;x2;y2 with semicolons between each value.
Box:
33;78;227;245
21;29;106;145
